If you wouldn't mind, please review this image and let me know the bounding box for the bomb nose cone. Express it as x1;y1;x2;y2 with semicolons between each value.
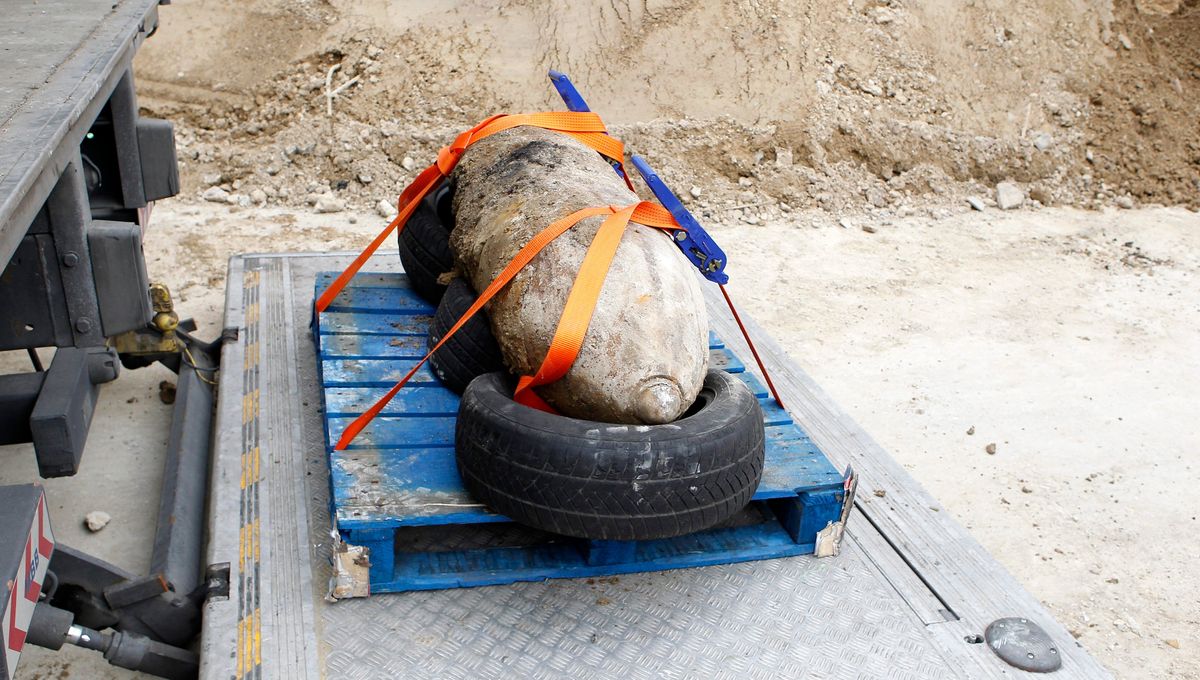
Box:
634;377;686;424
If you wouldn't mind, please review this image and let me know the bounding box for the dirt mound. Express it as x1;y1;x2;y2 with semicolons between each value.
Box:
133;0;1199;221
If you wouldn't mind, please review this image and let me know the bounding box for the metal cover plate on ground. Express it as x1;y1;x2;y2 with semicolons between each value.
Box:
202;252;1111;679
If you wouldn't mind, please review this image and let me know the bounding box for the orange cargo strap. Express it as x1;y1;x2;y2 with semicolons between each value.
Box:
332;201;683;450
315;111;630;314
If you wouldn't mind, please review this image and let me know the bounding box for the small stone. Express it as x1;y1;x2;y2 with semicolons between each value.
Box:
861;225;877;234
1029;186;1053;206
376;199;397;219
1117;32;1133;50
985;442;997;455
348;216;357;224
1021;485;1033;493
1033;133;1053;151
860;80;884;97
201;173;222;186
250;189;267;205
995;182;1025;210
1115;196;1134;209
1086;148;1095;163
358;173;373;185
401;156;416;171
202;186;230;203
315;196;346;214
838;217;852;229
159;380;176;404
873;489;887;498
234;193;250;207
866;187;888;208
84;511;111;532
689;186;703;199
366;45;384;59
737;177;753;187
966;196;986;211
967;425;976;435
1166;639;1181;649
774;147;794;167
265;166;280;176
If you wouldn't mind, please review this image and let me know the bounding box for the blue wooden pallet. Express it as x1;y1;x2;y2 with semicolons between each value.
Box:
313;271;847;593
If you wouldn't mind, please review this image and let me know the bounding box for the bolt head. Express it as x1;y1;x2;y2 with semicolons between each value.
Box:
62;252;79;267
75;318;92;333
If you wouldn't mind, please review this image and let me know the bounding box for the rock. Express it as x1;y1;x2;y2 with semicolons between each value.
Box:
1085;148;1095;163
250;189;268;205
1136;0;1181;15
451;127;708;423
1116;196;1134;209
1021;485;1033;494
265;165;280;176
859;80;884;97
873;489;887;498
838;217;852;229
315;196;346;214
995;182;1025;210
1166;639;1181;649
1029;186;1053;206
861;225;877;234
202;186;230;203
376;198;397;219
401;156;416;171
358;173;373;184
737;177;753;187
967;425;976;435
689;186;703;199
774;147;794;168
1117;32;1133;50
234;193;250;207
201;173;222;186
866;187;888;208
84;511;111;532
159;380;176;404
985;442;997;455
1033;133;1053;151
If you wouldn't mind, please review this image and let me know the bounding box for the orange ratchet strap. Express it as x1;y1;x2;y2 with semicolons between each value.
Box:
315;111;630;313
332;201;683;450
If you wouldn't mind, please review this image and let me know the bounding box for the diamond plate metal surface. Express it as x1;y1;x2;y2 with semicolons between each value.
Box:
319;544;953;680
270;255;957;679
204;253;1008;678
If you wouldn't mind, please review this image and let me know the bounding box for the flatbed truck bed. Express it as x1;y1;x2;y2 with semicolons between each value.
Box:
202;251;1111;679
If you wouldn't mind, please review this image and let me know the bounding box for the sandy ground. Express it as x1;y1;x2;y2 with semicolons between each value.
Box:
2;201;1196;678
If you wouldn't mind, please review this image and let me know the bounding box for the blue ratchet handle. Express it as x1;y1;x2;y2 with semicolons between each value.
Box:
630;155;729;284
548;69;592;112
546;70;627;181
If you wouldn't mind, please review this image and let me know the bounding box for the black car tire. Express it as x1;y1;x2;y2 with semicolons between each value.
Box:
455;370;765;540
428;278;506;394
397;190;454;304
